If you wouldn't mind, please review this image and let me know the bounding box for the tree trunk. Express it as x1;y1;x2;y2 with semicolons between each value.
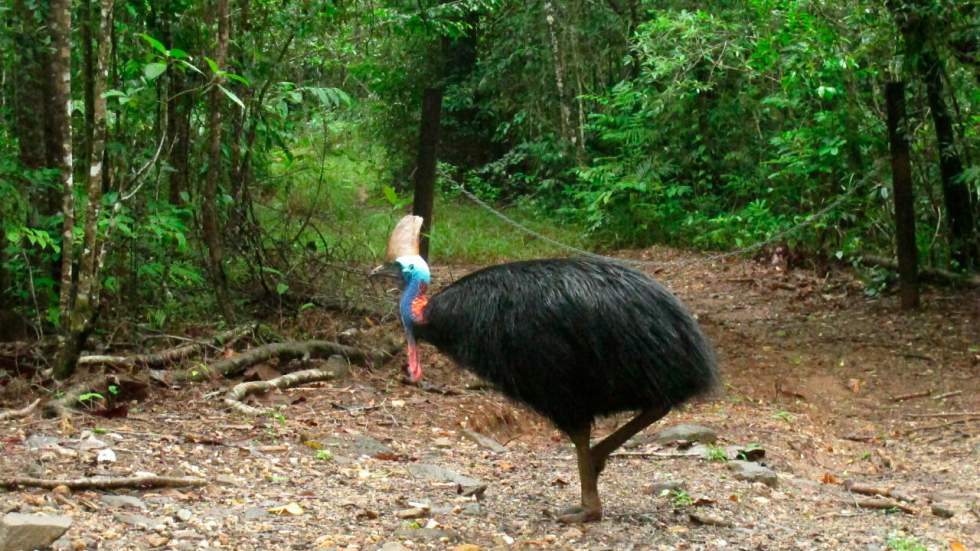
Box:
885;82;919;310
47;0;74;325
894;3;978;269
543;1;573;149
11;0;49;172
917;51;977;269
201;0;235;322
412;87;443;260
54;0;115;380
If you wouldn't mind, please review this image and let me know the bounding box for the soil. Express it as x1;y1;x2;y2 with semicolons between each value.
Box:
1;247;978;550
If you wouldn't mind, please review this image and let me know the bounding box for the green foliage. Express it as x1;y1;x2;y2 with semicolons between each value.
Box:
886;533;928;551
660;488;694;508
704;444;729;462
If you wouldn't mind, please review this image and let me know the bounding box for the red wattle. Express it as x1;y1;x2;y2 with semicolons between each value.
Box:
406;341;422;382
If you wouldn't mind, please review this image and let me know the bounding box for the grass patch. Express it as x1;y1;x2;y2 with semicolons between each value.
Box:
259;124;592;266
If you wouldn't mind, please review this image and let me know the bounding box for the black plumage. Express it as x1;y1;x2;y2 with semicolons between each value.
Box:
415;258;718;433
378;215;718;522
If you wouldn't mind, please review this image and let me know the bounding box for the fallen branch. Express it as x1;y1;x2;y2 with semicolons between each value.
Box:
857;255;980;287
184;339;393;382
0;474;207;490
224;361;349;416
931;390;963;401
844;481;915;503
905;411;980;418
0;398;41;421
847;497;916;515
902;419;973;435
891;390;933;402
78;323;256;369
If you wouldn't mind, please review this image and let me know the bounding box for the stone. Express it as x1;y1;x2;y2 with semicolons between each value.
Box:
0;513;72;551
931;503;955;518
395;508;428;519
405;463;486;496
99;495;146;510
380;543;410;551
645;480;686;495
452;546;482;551
175;509;193;522
653;424;718;445
433;437;453;449
243;507;268;521
116;513;166;531
727;460;778;488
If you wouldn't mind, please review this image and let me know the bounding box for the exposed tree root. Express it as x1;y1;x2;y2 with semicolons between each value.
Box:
858;255;980;287
0;474;206;490
77;323;256;369
844;480;915;503
0;398;41;421
224;359;349;416
179;339;394;382
847;497;917;515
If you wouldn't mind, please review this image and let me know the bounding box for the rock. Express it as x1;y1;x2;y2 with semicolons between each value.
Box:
51;485;71;496
243;507;268;521
645;481;686;495
452;546;482;551
96;448;117;463
689;512;734;528
460;503;482;516
931;503;955;518
460;430;507;453
175;509;193;522
145;534;170;548
433;437;453;448
100;494;146;510
654;424;718;445
396;508;428;519
728;461;778;488
380;543;410;551
394;528;457;542
116;513;166;531
405;463;487;496
349;435;393;457
0;513;73;551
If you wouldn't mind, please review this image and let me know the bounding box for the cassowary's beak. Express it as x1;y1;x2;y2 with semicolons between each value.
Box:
369;263;401;281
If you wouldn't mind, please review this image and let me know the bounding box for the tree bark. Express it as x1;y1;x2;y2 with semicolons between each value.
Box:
885;82;919;309
54;0;115;380
47;0;74;325
543;1;574;149
412;87;443;260
202;0;235;322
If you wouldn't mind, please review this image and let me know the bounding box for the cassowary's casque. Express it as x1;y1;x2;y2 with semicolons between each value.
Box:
373;215;718;522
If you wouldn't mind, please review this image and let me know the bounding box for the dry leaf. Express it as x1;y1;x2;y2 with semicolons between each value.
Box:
847;378;862;393
268;502;304;516
949;542;966;551
821;473;842;485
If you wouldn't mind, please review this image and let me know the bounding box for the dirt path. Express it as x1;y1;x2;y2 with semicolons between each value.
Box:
1;248;977;550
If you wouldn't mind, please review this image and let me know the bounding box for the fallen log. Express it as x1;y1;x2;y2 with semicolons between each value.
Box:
77;323;256;369
224;358;349;416
858;255;980;287
179;339;394;382
847;497;916;515
0;398;41;421
0;474;207;490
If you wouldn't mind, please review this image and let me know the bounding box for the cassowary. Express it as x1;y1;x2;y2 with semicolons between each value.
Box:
372;215;718;522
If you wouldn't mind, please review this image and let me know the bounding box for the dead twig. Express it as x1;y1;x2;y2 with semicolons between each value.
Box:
78;323;256;369
891;390;933;402
844;481;915;503
0;398;41;421
846;497;916;515
185;340;393;382
902;419;972;435
0;474;207;490
224;362;349;416
904;411;979;418
931;390;963;401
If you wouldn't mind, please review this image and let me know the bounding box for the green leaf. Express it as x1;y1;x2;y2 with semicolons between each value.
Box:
143;62;168;81
102;89;128;99
382;185;399;206
204;56;220;75
139;33;168;55
168;48;189;59
224;72;251;86
178;59;205;76
218;85;245;110
276;282;289;295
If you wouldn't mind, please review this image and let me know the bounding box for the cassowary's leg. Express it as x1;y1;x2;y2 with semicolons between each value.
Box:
590;403;671;475
558;425;602;523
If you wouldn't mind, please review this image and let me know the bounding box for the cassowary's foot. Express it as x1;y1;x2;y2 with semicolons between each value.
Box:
557;505;602;523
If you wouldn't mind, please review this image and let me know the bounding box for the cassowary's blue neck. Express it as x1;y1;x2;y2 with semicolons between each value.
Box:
398;274;428;382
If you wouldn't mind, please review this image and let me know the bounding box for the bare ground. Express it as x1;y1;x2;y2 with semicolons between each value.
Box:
1;247;978;550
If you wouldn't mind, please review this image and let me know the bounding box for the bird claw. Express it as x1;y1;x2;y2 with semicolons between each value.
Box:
556;505;602;523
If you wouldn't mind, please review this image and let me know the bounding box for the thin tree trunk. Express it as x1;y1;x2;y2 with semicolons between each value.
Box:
48;0;74;324
202;0;235;322
543;1;573;148
413;87;443;260
917;51;977;269
54;0;115;380
11;0;48;172
885;82;919;309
